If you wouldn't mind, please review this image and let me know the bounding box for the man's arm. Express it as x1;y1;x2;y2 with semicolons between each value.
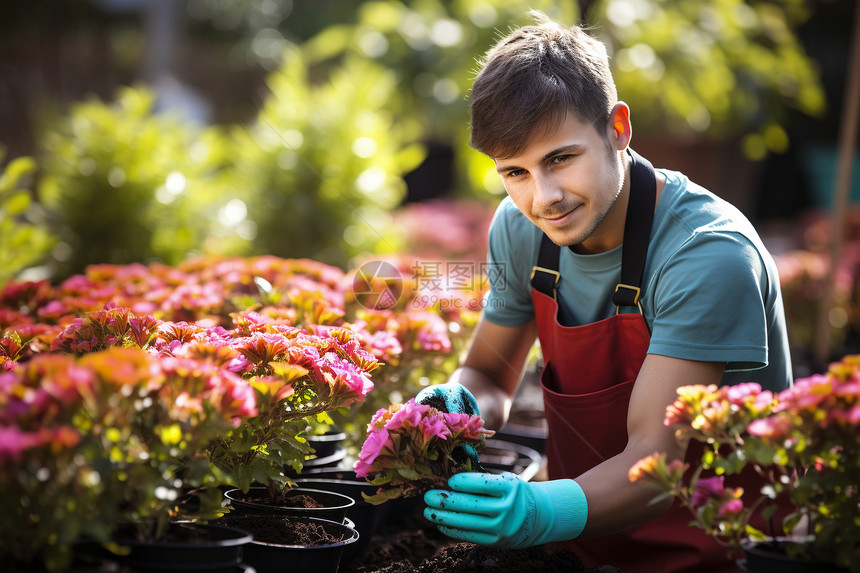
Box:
446;316;538;431
574;354;726;537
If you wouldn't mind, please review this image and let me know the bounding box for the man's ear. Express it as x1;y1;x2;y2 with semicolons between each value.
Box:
610;102;632;150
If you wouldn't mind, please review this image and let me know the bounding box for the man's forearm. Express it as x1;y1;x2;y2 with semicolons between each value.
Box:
447;366;513;431
574;445;678;538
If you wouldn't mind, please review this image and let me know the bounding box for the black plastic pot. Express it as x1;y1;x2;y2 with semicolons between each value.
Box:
481;438;546;481
222;515;358;573
495;422;548;455
739;539;848;573
223;486;354;523
283;431;349;477
292;477;384;562
76;522;252;573
305;430;347;460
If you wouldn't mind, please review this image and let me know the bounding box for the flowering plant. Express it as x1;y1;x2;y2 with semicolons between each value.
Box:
0;347;256;570
204;319;379;499
0;254;485;569
354;398;494;505
333;254;486;451
629;356;860;569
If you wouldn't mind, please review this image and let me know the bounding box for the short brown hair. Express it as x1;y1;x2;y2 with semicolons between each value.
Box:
469;11;617;159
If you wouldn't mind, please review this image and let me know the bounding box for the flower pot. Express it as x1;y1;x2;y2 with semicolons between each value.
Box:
223;486;354;523
75;522;252;573
739;539;848;573
293;477;384;563
306;430;348;460
300;445;348;472
217;514;358;573
481;438;546;481
495;419;548;455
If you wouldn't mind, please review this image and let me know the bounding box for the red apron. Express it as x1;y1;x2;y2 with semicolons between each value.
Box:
530;149;742;572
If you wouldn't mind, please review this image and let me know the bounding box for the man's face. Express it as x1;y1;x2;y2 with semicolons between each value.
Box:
494;113;627;254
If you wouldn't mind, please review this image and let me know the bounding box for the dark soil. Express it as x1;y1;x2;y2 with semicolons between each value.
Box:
218;513;348;546
239;488;325;508
340;496;617;573
342;528;614;573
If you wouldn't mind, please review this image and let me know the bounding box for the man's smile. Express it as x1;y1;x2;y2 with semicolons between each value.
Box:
538;205;579;225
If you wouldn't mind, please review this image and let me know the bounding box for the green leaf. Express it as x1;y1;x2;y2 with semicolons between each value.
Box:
3;190;31;215
0;156;36;192
303;25;354;64
396;467;421;480
361;487;403;506
745;524;768;542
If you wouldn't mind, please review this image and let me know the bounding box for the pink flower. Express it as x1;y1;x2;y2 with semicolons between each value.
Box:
313;352;374;403
216;376;258;420
830;405;860;425
386;399;429;430
416;327;452;353
776;374;833;412
354;427;392;478
453;412;494;441
718;497;744;517
747;414;793;438
37;300;70;320
418;416;451;441
0;426;35;462
691;476;725;508
724;382;762;406
225;354;252;374
367;330;402;362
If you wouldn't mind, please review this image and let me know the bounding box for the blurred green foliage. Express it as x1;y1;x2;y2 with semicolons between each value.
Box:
222;42;425;267
265;0;826;197
14;0;826;282
593;0;826;159
293;0;580;198
0;151;56;284
37;87;224;279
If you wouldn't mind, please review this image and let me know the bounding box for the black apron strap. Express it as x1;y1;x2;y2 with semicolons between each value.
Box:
529;147;657;311
612;148;657;313
531;234;561;299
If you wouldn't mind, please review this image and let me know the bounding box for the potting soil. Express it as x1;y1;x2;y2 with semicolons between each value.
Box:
219;514;348;546
340;506;619;573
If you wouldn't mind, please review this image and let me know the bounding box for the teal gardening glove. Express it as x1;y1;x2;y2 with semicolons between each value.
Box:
415;381;481;418
424;472;588;548
415;382;483;470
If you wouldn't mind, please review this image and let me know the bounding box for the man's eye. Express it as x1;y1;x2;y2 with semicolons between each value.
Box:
506;169;526;178
551;154;573;165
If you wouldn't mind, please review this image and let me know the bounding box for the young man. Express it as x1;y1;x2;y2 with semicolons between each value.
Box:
417;12;792;573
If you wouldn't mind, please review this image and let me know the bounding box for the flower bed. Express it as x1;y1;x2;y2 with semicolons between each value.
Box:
0;254;485;571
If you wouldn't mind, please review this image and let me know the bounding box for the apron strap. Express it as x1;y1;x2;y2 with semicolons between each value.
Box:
530;148;657;310
530;234;561;300
612;148;657;313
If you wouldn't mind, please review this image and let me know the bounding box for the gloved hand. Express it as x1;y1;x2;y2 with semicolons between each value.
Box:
415;381;480;417
415;382;483;470
424;472;588;548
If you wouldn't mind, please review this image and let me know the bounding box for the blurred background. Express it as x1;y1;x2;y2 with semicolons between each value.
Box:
0;0;857;370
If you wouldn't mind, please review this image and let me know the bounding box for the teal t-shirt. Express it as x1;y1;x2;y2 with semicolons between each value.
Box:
484;168;792;392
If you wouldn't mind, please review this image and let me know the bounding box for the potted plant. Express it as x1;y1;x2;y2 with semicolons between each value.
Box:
353;398;495;505
0;347;257;572
185;315;379;573
208;318;378;504
629;356;860;572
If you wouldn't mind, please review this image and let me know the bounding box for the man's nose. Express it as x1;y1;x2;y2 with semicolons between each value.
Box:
532;173;563;208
